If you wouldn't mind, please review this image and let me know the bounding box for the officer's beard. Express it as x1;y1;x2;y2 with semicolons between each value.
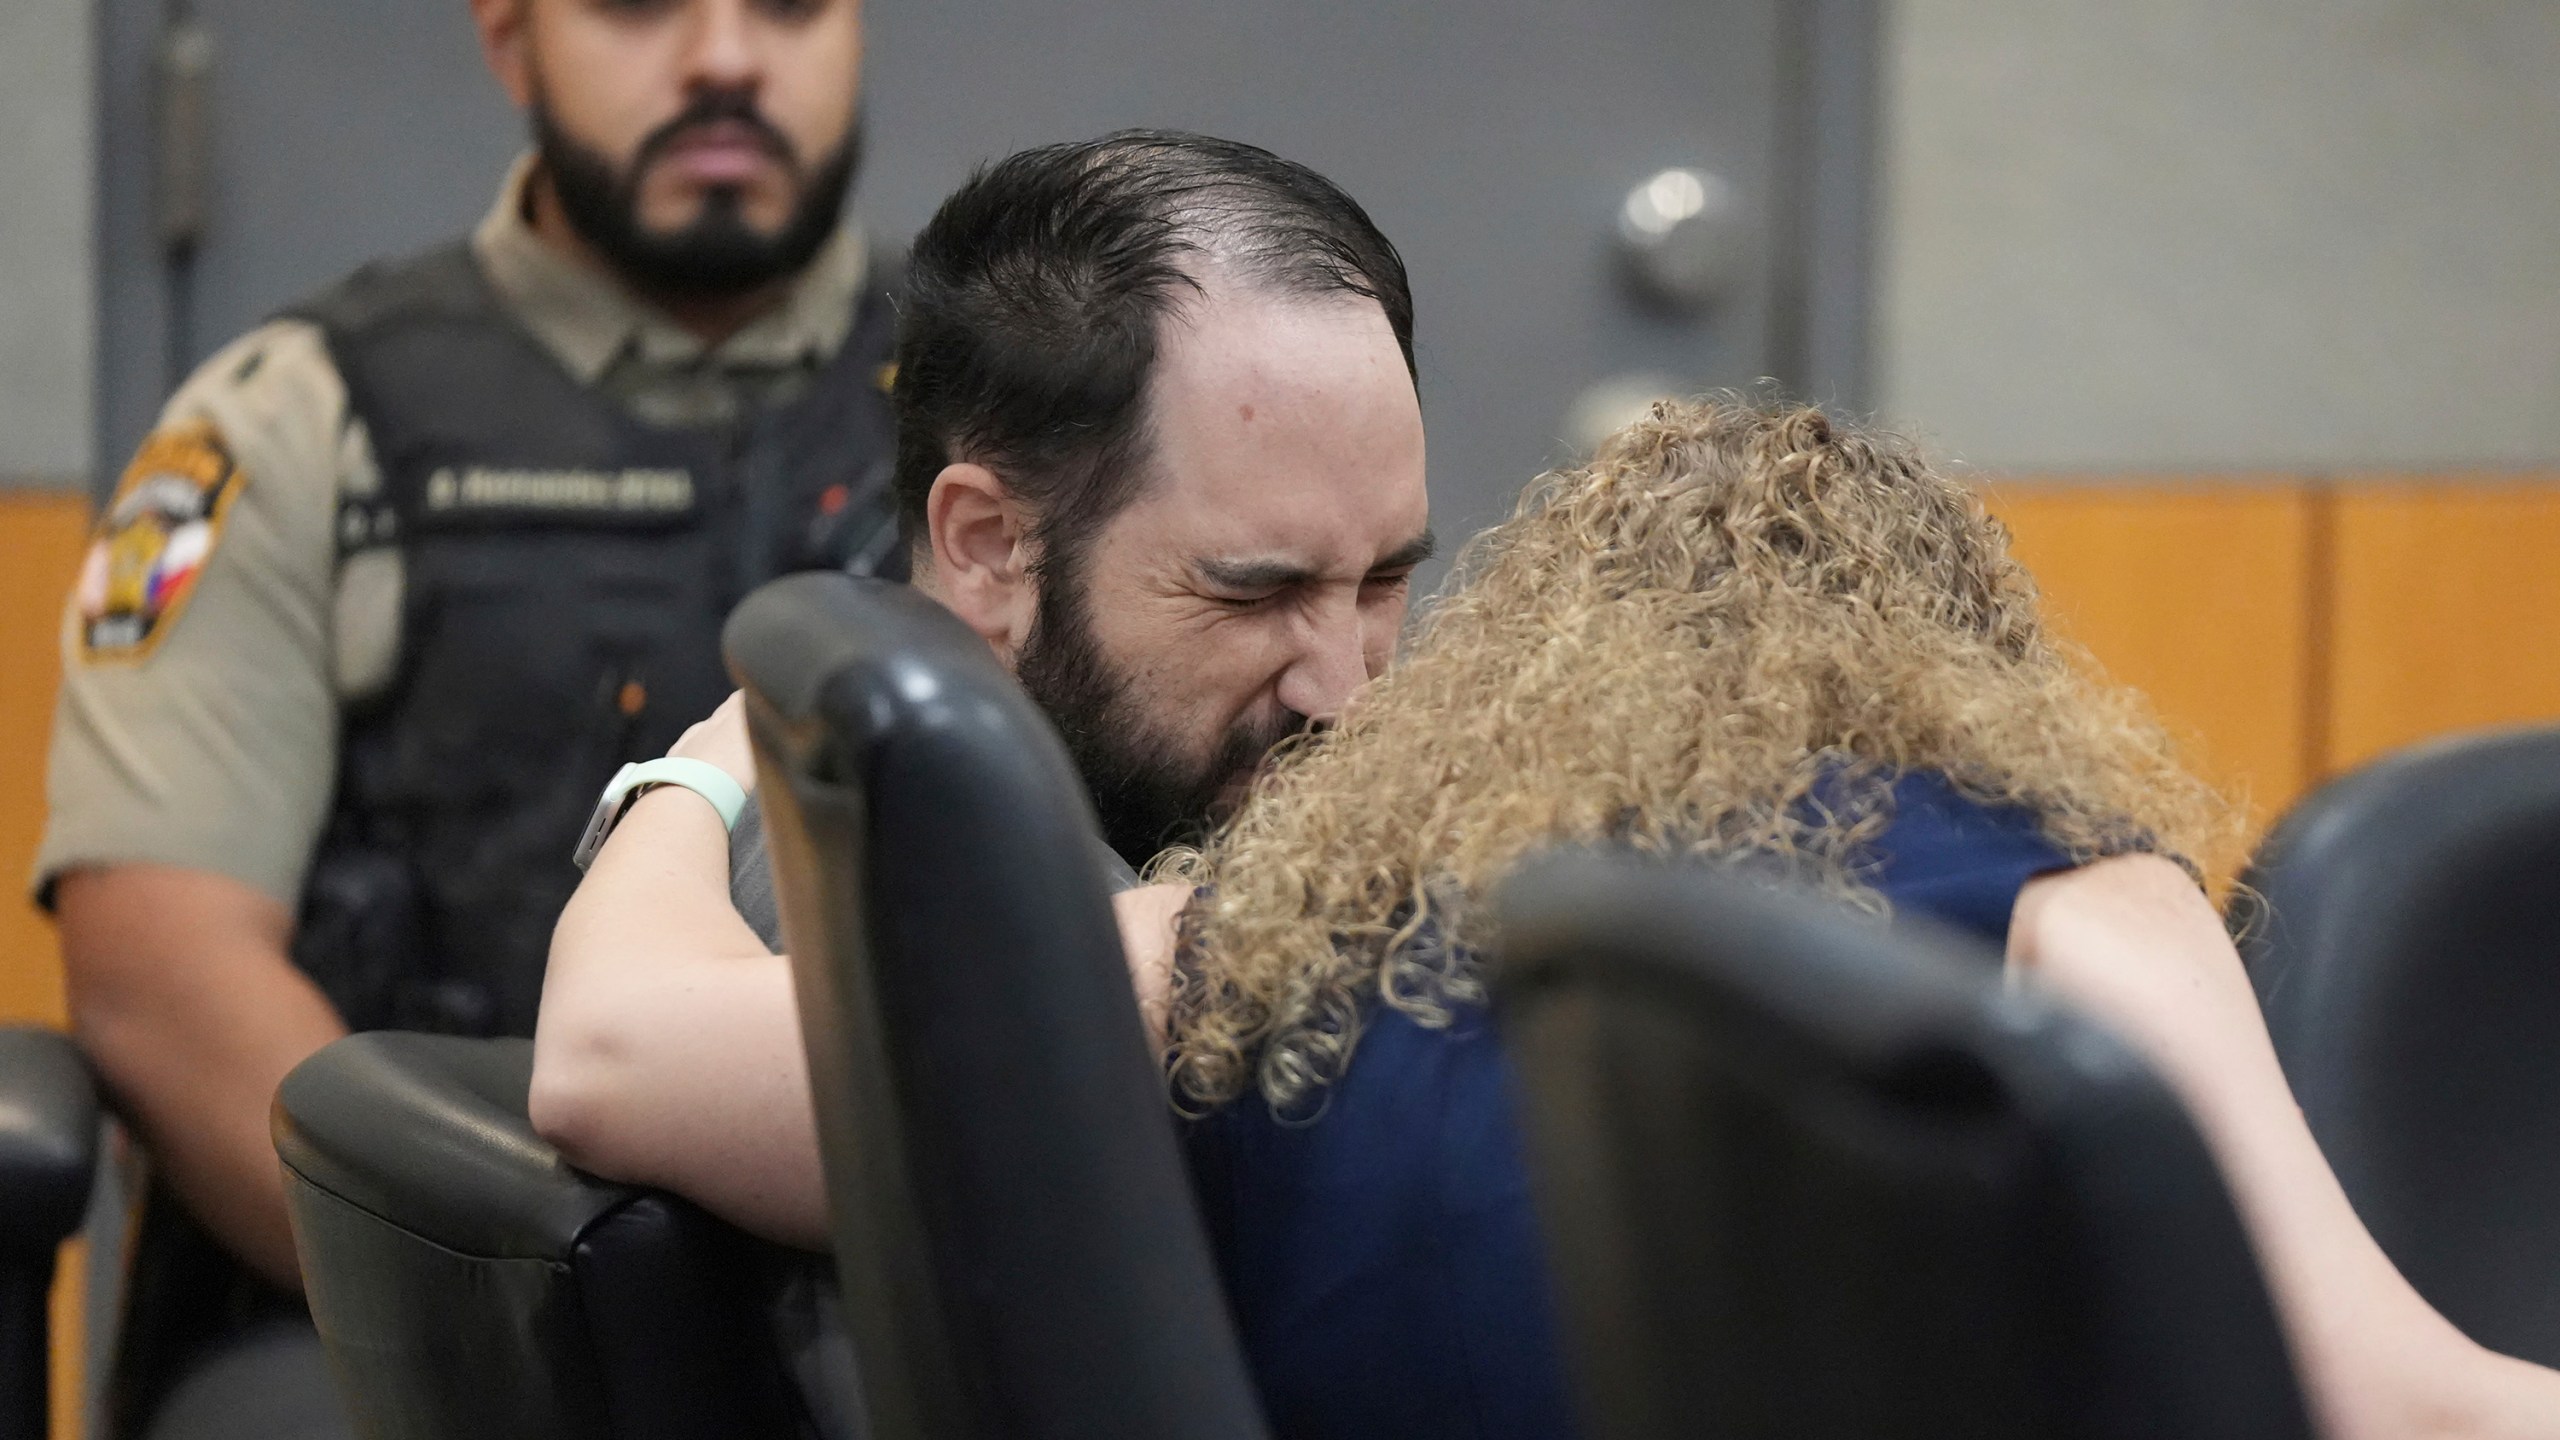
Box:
531;87;860;299
1014;559;1309;872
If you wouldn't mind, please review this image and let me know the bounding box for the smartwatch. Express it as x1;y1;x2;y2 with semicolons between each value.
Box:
572;758;750;871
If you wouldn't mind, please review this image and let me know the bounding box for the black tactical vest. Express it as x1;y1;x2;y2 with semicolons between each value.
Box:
282;242;903;1037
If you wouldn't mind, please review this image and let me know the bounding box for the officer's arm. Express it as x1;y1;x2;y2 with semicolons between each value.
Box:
56;866;343;1290
39;323;351;1293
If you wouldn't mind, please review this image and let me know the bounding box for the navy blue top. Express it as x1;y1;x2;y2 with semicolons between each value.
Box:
1180;771;2078;1440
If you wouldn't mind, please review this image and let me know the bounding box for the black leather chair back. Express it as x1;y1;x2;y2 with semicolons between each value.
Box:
2236;723;2560;1364
1496;853;2313;1440
727;573;1265;1440
274;1033;803;1440
0;1027;97;1440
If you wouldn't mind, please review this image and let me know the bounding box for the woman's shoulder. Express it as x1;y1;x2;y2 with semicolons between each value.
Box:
1854;769;2081;947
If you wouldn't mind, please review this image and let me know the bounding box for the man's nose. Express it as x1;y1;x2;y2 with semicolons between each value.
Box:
1273;605;1372;723
681;0;762;92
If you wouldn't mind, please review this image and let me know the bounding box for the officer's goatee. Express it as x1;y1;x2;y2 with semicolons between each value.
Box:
531;86;862;300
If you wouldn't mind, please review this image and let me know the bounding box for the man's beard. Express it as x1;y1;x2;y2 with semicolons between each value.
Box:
1015;567;1308;870
530;85;859;299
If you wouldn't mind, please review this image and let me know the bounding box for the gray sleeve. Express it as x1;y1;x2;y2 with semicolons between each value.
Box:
34;322;346;908
727;790;1139;958
728;794;786;953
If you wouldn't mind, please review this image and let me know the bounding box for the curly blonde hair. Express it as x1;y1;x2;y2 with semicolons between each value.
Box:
1157;398;2236;1113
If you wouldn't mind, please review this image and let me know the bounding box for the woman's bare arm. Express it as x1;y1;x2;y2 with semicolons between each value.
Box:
2010;855;2560;1440
532;692;1189;1248
531;693;830;1245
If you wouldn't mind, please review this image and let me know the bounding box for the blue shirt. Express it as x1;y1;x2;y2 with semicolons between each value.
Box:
1180;771;2078;1440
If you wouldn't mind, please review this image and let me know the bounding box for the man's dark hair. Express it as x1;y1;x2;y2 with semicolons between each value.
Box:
890;129;1417;570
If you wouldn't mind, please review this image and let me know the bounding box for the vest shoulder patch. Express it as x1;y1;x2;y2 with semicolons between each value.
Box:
77;420;247;662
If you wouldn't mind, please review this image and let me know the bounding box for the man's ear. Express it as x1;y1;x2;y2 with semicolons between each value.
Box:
923;463;1039;660
471;0;535;109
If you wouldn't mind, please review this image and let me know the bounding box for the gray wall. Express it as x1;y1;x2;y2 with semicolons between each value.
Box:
51;3;2560;489
852;0;1814;558
1875;0;2560;472
92;0;1844;560
0;0;94;489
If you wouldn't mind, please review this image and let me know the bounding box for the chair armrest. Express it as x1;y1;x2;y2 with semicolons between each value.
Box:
273;1032;631;1261
274;1033;807;1440
0;1026;100;1251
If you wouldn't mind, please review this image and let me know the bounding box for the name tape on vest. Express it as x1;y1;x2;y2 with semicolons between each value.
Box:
424;466;696;516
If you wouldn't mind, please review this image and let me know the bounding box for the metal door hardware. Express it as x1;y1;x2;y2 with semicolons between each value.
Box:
155;17;214;258
1614;167;1741;315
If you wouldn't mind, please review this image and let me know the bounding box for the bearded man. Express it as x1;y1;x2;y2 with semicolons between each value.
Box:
39;3;896;1434
533;129;1434;1246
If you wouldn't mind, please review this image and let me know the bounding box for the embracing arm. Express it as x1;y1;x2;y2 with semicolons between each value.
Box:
532;694;829;1245
2010;857;2560;1440
531;693;1186;1250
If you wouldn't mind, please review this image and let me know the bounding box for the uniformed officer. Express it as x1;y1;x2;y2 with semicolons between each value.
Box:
36;2;894;1434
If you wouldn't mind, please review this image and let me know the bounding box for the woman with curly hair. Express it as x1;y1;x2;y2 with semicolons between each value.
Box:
1130;398;2560;1440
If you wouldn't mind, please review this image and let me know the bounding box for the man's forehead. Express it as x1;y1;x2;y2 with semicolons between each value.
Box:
1154;284;1406;404
1141;417;1428;541
1100;275;1426;573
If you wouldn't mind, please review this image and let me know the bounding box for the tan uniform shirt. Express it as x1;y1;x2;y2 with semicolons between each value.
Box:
37;157;872;907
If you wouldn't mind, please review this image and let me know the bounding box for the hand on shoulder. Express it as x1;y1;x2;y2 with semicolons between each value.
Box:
2008;852;2226;976
2004;853;2270;1117
669;690;757;793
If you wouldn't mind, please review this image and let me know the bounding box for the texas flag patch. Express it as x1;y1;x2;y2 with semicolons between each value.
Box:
76;420;245;661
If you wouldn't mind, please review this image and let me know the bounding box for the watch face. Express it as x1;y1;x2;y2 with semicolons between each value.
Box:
571;763;643;871
571;791;622;871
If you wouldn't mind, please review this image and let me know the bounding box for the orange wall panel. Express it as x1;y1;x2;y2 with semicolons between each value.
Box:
0;492;88;1028
49;1240;80;1440
2328;479;2560;771
0;492;89;1440
1984;481;2316;830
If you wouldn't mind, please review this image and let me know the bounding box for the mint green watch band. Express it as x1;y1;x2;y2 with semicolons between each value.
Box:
615;757;750;830
571;757;750;869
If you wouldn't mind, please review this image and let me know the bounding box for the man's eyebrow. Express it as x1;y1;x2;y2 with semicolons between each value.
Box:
1197;556;1321;592
1195;531;1436;592
1373;531;1437;573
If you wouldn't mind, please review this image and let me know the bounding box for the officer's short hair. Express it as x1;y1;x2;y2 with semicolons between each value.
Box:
890;128;1416;574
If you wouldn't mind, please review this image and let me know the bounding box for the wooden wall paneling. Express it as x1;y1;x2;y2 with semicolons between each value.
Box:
0;491;92;1440
48;1239;80;1440
0;493;87;1027
2327;477;2560;772
1983;480;2316;834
